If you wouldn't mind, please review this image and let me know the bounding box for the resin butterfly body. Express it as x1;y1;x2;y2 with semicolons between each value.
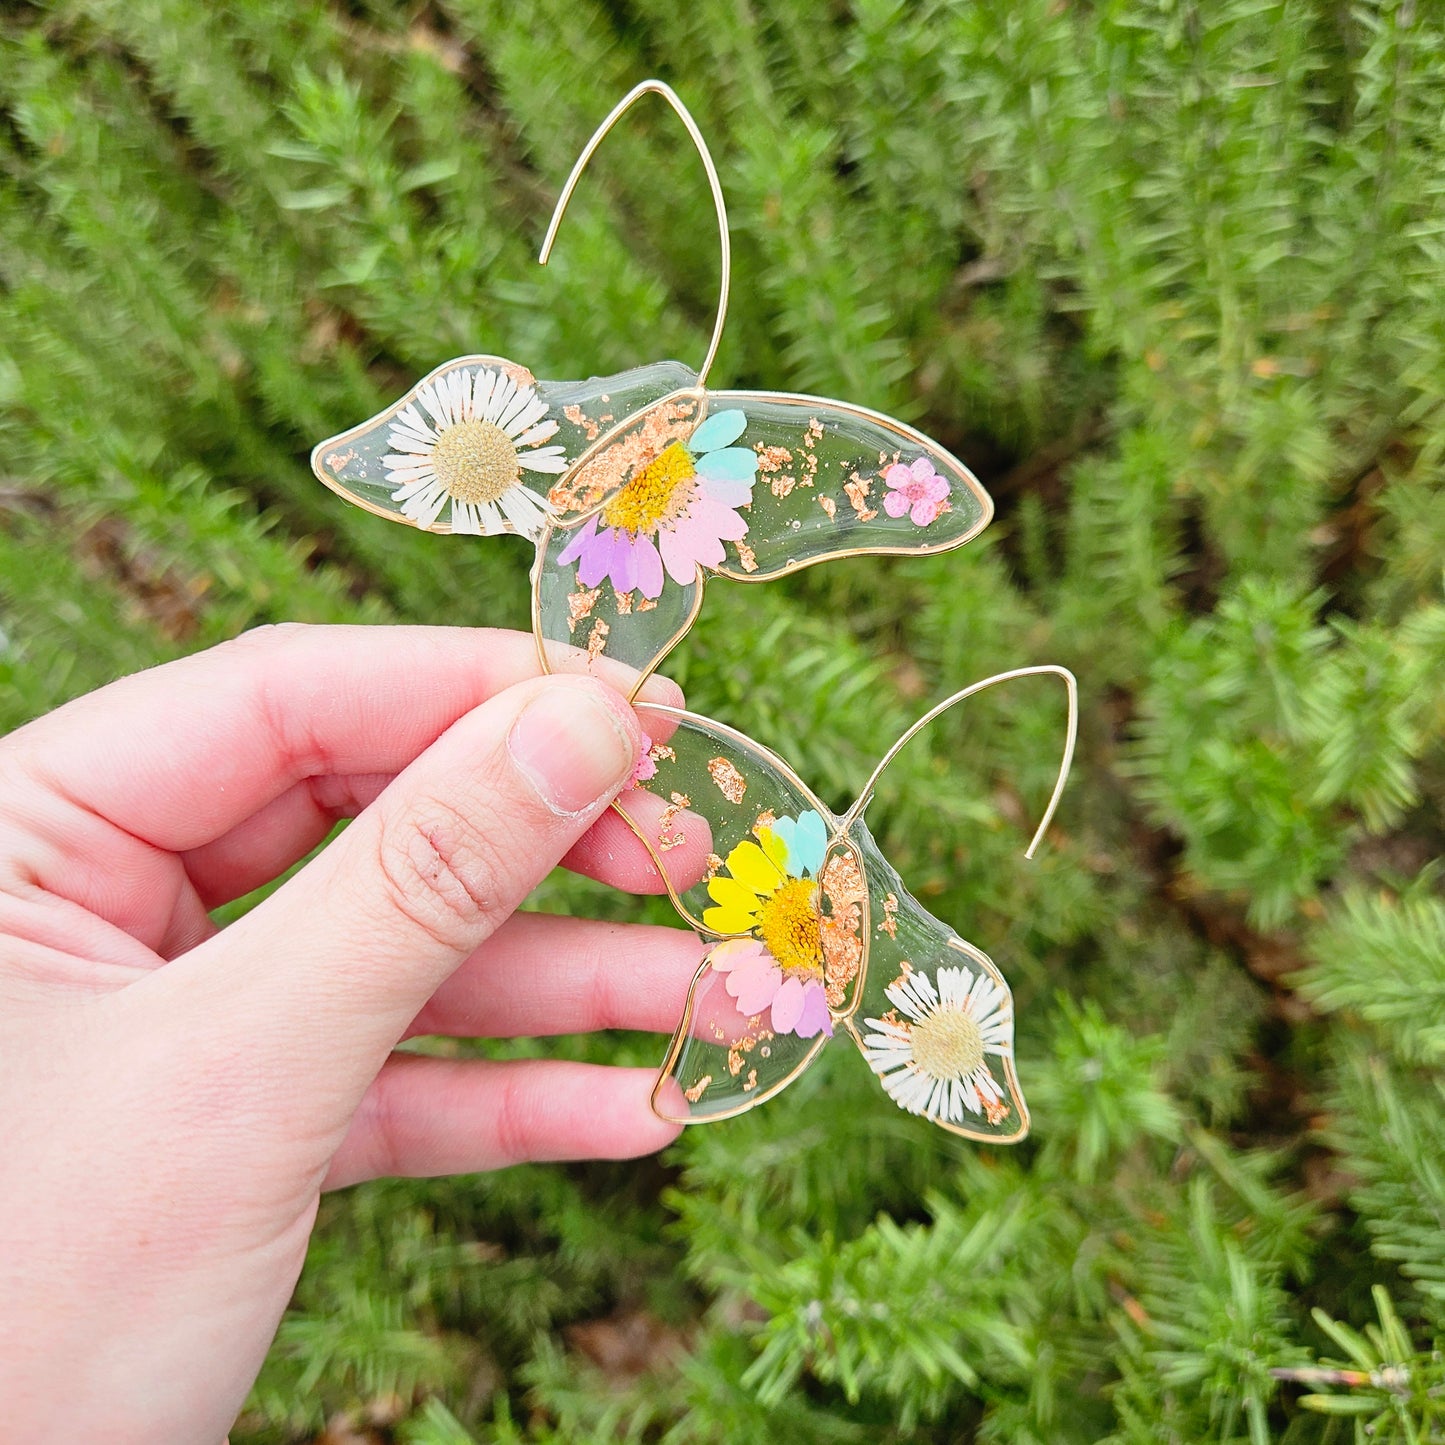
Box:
618;666;1078;1142
310;83;993;694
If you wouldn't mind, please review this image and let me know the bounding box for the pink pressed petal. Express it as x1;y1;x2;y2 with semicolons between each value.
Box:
883;462;912;488
883;490;910;519
770;976;804;1033
711;939;767;974
699;474;754;507
658;524;699;586
633;533;665;598
688;496;749;542
555;513;599;568
693;531;727;569
727;958;783;1017
910;455;936;483
923;476;951;502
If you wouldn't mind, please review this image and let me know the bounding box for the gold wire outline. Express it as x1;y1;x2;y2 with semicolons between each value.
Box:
839;664;1079;857
841;935;1032;1145
539;81;731;389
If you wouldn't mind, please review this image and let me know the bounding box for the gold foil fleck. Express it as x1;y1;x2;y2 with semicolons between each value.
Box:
727;1047;744;1077
769;473;798;499
325;448;357;472
755;443;793;473
585;618;609;661
705;852;724;878
818;495;837;520
708;756;748;803
651;743;676;763
658;792;690;851
637;596;658;612
844;473;878;522
614;587;634;614
562;403;601;443
805;417;824;444
684;1075;712;1103
566;586;601;634
742;1068;758;1093
734;540;758;572
877;891;899;939
984;1094;1011;1125
751;809;777;838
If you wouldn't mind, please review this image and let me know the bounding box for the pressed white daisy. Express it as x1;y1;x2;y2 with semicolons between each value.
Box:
861;963;1011;1125
381;366;567;538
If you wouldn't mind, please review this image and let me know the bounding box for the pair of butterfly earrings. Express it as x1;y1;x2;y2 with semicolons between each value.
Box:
312;82;1078;1143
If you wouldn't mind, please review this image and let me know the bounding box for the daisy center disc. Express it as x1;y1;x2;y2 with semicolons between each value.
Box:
431;419;520;505
602;440;697;534
909;1007;984;1082
757;877;824;978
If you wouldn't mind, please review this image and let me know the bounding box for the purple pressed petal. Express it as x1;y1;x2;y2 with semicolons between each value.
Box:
577;527;617;588
794;981;833;1038
611;533;639;594
555;513;599;568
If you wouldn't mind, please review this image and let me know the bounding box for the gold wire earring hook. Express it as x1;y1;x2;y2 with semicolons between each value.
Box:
538;80;732;389
840;665;1080;858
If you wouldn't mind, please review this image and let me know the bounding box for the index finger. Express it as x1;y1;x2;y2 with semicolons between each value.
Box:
2;624;682;854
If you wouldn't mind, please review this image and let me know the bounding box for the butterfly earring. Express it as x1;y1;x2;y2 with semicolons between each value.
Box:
310;80;994;697
616;665;1079;1142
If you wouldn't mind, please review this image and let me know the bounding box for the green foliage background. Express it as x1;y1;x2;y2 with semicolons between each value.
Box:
3;0;1444;1438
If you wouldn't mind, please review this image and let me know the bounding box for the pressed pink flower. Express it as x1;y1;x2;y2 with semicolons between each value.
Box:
711;939;784;1017
883;456;951;527
627;734;659;789
555;410;758;600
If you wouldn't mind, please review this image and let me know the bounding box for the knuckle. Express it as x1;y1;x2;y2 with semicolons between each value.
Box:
221;621;312;656
373;797;508;954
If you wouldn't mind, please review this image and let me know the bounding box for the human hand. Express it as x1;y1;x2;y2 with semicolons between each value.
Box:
0;625;705;1445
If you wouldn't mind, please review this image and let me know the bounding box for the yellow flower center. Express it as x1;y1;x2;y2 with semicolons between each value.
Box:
757;877;824;978
909;1008;984;1082
431;419;519;505
601;441;697;534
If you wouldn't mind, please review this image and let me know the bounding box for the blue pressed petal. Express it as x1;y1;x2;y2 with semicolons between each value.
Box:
687;409;748;454
770;817;798;871
694;446;759;482
793;811;828;877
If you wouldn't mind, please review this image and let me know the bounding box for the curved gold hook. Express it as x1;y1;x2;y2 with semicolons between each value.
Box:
538;80;731;388
839;665;1080;859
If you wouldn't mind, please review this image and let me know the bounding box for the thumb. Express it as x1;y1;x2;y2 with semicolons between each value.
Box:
167;673;642;1106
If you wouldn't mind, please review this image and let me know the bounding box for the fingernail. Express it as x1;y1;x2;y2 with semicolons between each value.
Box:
508;683;637;817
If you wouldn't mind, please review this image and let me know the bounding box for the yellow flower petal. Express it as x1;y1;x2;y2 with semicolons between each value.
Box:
707;875;765;914
722;839;785;895
704;902;757;934
757;826;789;873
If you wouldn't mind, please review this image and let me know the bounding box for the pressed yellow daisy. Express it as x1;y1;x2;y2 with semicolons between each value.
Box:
703;810;831;1038
382;366;565;538
861;964;1011;1125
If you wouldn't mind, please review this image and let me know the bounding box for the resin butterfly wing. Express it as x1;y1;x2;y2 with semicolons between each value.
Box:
310;355;697;538
535;388;992;682
835;818;1030;1144
622;703;871;1122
